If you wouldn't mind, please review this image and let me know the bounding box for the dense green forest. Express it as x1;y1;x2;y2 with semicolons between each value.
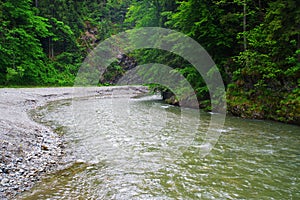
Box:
0;0;299;124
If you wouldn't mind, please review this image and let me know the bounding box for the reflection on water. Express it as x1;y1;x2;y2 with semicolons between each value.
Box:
21;95;300;199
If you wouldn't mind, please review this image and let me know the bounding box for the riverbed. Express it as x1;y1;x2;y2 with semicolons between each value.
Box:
0;86;148;199
18;90;300;199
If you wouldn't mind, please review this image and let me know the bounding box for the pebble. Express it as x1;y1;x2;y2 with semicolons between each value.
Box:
1;178;9;185
41;144;49;151
2;168;9;174
0;123;63;199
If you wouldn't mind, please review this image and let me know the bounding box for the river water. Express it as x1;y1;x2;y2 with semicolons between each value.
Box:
21;94;299;199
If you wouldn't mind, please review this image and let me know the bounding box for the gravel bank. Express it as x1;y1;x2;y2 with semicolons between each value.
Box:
0;86;148;199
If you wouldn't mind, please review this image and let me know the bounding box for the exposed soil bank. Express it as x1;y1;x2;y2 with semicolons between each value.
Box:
0;86;148;199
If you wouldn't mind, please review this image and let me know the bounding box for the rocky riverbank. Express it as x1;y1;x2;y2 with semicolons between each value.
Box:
0;86;148;199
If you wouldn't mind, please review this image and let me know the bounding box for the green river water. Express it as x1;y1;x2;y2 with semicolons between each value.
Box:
21;95;299;199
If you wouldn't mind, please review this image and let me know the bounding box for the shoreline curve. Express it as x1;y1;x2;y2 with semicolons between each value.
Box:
0;86;148;199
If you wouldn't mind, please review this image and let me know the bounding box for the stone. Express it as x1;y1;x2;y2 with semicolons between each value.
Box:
41;145;49;151
1;178;9;185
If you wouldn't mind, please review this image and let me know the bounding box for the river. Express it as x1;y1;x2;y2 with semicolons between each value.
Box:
20;93;299;199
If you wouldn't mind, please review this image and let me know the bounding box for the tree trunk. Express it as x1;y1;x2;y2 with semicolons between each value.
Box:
243;0;247;51
48;37;54;59
297;34;300;62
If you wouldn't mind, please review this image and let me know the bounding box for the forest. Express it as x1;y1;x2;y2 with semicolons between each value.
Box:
0;0;299;124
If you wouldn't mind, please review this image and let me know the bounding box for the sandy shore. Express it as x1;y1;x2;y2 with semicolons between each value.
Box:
0;86;148;199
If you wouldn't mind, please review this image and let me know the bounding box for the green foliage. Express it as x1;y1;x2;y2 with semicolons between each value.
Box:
0;0;52;85
0;0;298;123
125;0;176;28
226;0;300;123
